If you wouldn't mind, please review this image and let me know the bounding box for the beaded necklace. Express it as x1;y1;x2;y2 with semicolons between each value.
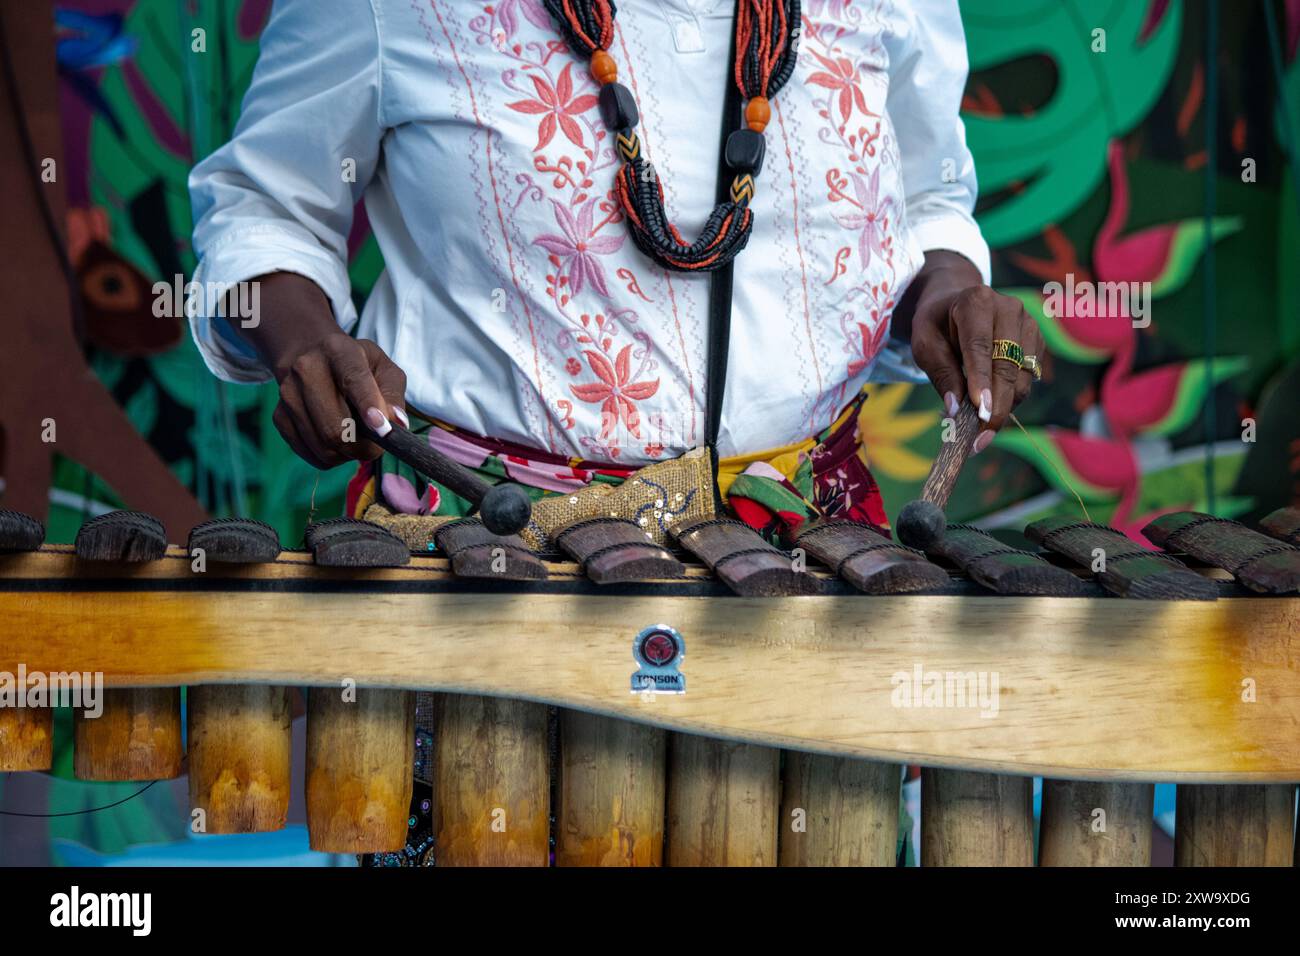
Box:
540;0;801;272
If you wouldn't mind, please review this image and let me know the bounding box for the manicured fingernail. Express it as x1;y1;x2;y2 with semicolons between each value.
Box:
944;392;959;417
978;389;993;422
366;407;391;437
393;406;409;428
971;430;995;456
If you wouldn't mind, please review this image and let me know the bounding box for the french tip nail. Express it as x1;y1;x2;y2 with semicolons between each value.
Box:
971;431;994;455
393;407;409;428
944;392;959;417
978;389;993;422
366;407;392;437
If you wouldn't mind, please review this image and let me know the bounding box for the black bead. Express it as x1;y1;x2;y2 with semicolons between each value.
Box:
725;129;765;176
599;82;639;131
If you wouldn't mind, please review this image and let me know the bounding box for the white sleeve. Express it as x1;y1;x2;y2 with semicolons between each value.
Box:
886;0;991;284
187;0;384;383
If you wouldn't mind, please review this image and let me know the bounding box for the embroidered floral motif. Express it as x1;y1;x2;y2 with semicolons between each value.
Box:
799;1;904;395
470;5;668;460
832;166;893;270
569;344;660;440
507;62;599;150
490;0;551;40
534;198;625;297
806;49;871;126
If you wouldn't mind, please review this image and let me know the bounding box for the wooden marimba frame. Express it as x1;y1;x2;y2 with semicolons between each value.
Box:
1;505;1297;867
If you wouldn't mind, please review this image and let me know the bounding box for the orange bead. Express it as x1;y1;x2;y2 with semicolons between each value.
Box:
745;96;771;133
591;50;618;85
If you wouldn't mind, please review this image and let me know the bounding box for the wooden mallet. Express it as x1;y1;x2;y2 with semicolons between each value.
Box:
895;401;981;551
366;419;533;536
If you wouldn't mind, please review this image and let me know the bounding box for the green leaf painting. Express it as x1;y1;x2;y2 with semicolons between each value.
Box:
960;0;1183;246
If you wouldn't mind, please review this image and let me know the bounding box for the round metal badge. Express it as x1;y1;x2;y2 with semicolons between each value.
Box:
631;624;686;694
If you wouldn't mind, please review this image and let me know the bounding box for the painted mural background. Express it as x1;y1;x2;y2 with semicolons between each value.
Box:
1;0;1297;864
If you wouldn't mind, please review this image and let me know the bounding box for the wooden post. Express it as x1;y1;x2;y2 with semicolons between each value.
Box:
1174;784;1296;866
73;688;182;781
188;685;292;834
779;753;899;866
306;687;413;853
1039;780;1153;866
433;694;550;866
921;769;1033;866
0;706;52;771
556;711;666;866
666;734;780;866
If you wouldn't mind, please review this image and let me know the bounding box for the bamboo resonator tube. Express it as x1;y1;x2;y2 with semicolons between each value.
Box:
921;768;1034;866
306;687;414;853
1174;784;1296;866
557;711;666;867
667;734;781;866
73;688;183;781
433;695;550;866
780;753;901;866
188;685;292;834
1039;780;1154;866
0;705;52;771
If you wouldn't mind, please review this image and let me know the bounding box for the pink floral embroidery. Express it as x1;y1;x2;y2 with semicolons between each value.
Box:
832;167;893;270
534;198;625;296
492;0;552;40
507;62;599;150
806;50;870;126
569;345;660;439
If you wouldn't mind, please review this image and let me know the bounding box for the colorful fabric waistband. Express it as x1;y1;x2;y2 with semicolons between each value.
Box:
347;387;889;551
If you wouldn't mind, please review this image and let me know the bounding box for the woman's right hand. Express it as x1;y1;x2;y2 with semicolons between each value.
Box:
236;273;408;469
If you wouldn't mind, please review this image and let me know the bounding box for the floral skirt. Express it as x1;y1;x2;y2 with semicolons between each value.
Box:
346;386;890;548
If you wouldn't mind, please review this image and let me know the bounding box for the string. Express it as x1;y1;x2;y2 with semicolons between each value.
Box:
306;472;322;527
0;781;157;818
1007;412;1091;523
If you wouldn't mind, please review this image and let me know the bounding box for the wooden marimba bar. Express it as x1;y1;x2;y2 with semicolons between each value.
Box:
0;506;1297;866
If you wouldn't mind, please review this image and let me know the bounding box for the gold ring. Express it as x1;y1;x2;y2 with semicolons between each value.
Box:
1023;354;1042;381
991;339;1024;369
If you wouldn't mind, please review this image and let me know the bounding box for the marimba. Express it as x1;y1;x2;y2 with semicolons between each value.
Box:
0;504;1297;866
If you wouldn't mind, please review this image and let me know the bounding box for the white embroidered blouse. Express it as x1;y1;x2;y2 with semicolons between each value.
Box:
189;0;989;463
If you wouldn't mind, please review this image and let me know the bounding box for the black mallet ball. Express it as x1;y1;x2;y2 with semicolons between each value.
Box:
896;499;946;551
479;482;534;536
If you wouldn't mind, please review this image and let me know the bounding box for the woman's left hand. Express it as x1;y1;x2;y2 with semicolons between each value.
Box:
900;251;1046;455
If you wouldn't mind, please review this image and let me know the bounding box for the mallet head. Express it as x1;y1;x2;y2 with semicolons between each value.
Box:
479;482;533;536
896;499;946;551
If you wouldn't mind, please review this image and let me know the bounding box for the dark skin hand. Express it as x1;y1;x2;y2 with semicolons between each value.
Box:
893;250;1047;455
230;272;409;470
